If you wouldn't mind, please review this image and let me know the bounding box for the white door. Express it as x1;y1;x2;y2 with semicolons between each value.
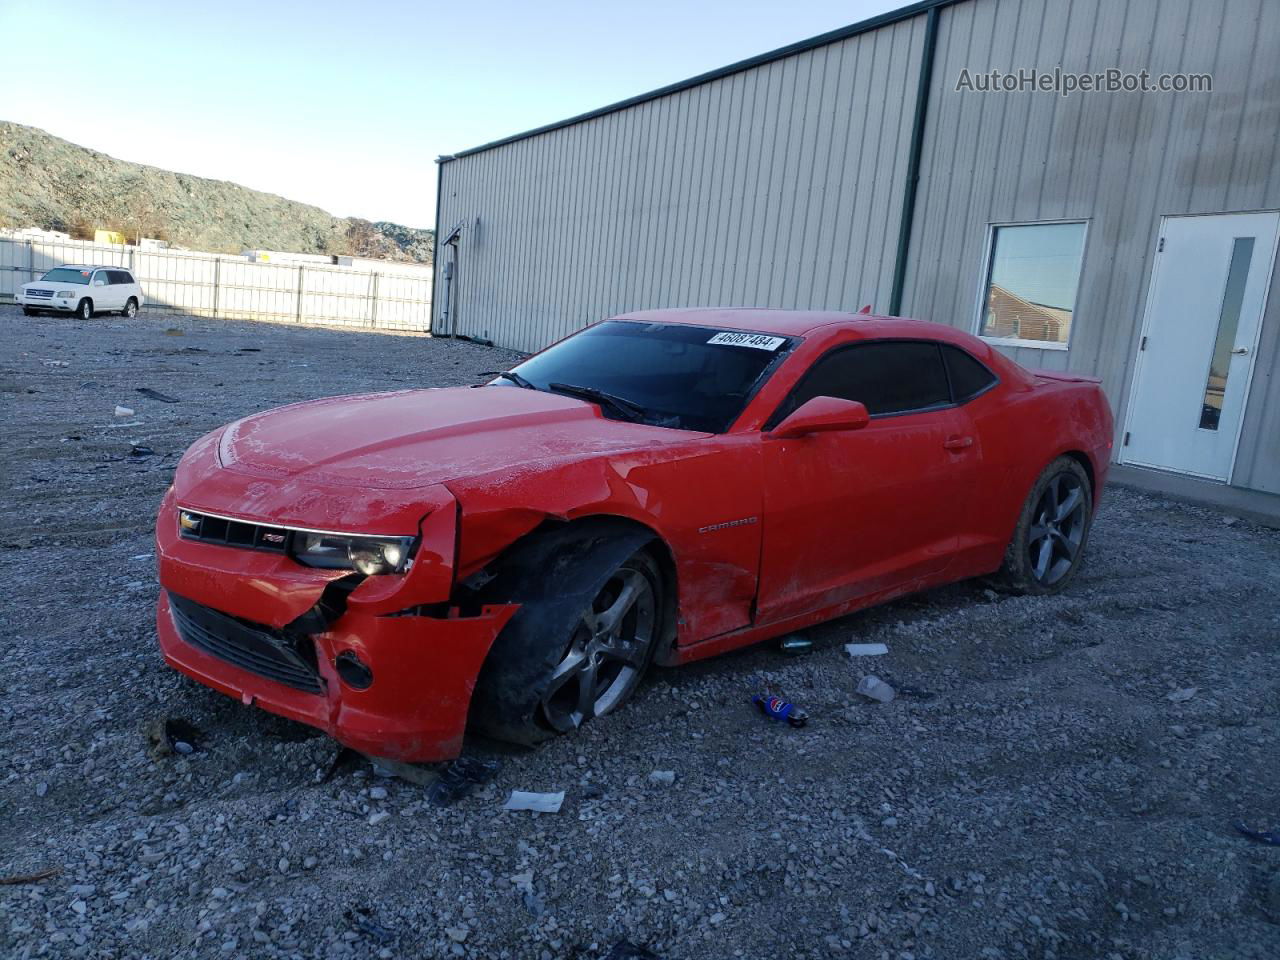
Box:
1123;212;1280;481
91;270;119;309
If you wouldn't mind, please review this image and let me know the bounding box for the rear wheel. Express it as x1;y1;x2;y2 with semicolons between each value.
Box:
76;299;93;321
121;297;138;318
469;532;665;745
999;456;1092;595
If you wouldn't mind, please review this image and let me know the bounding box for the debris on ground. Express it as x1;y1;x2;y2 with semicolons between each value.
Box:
427;755;503;806
856;675;896;703
1234;821;1280;845
648;770;676;786
344;905;396;943
321;746;364;783
145;716;204;756
777;635;813;655
1167;686;1198;702
365;753;438;786
126;444;155;462
163;327;184;336
135;387;180;403
753;694;809;727
40;358;69;367
113;405;134;417
503;790;565;813
845;642;889;656
0;867;60;885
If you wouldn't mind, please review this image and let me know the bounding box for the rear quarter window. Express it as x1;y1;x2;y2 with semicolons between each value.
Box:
942;345;998;401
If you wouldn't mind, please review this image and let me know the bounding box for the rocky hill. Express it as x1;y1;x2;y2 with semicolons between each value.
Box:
0;121;433;263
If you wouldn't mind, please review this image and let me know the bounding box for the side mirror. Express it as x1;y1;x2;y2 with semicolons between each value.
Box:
767;396;870;439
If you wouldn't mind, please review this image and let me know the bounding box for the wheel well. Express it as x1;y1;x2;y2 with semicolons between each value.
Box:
466;514;679;643
1061;450;1095;493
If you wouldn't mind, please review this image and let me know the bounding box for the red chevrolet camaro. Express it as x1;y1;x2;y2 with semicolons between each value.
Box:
155;309;1113;760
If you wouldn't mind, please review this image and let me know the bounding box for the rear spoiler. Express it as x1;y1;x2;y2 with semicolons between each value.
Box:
1030;368;1102;385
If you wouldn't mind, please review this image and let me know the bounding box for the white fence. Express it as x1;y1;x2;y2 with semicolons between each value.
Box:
0;236;432;332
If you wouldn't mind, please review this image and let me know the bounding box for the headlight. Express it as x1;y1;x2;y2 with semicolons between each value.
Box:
291;533;415;574
57;290;74;298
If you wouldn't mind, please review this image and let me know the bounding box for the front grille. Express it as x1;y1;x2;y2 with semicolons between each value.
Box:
179;510;290;554
169;593;323;694
26;289;53;298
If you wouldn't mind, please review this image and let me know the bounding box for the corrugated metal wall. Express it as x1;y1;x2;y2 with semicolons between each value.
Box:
900;0;1280;492
436;14;928;354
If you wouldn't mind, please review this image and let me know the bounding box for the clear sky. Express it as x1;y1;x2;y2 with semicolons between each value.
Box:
0;0;900;229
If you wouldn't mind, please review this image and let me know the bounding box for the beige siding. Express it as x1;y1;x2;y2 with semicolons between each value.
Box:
900;0;1280;491
435;14;928;354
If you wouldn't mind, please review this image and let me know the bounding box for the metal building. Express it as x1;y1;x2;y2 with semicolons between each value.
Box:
433;0;1280;507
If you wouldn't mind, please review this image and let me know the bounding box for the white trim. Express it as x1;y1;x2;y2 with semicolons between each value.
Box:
971;218;1089;352
979;335;1069;351
1120;210;1280;484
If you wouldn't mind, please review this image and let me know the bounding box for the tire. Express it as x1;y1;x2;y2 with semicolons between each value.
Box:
121;298;138;318
22;306;35;316
76;299;93;321
999;456;1093;595
469;532;665;746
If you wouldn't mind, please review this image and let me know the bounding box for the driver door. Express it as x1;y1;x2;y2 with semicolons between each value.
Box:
755;340;979;625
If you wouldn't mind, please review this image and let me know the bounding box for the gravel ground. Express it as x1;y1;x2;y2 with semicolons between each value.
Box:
2;305;1279;960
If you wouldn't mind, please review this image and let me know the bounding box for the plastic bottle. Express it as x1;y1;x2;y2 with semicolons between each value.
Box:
752;694;808;727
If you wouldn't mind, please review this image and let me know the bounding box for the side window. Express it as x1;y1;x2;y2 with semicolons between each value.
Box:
942;345;997;402
775;341;951;423
117;271;135;285
92;270;109;286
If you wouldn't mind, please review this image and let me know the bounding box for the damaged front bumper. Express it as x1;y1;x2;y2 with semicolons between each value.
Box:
154;485;517;762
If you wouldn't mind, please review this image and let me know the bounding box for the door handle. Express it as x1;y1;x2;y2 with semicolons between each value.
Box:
1231;347;1249;356
943;436;974;451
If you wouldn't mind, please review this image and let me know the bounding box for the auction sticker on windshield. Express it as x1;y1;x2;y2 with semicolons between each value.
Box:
706;332;787;350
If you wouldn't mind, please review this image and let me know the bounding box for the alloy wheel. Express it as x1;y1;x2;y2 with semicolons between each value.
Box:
1028;472;1087;585
541;565;656;732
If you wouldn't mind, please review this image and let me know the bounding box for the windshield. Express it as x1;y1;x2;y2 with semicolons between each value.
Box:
495;320;795;432
40;268;92;285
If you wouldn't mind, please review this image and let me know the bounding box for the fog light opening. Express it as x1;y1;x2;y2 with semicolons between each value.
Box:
335;650;373;690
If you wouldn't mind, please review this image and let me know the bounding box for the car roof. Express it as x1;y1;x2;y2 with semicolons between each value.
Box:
611;307;966;339
50;264;124;271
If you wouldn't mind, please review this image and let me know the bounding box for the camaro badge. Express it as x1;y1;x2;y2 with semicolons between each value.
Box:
698;516;759;534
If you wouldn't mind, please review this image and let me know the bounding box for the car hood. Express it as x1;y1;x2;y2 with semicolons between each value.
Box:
216;386;705;490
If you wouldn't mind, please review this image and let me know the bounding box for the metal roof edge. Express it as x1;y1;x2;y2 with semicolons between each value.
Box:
436;0;964;165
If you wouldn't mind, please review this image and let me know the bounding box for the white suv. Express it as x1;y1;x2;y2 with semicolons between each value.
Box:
17;264;145;320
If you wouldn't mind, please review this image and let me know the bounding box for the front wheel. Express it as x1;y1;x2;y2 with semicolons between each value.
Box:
22;306;35;316
121;298;138;318
998;456;1093;595
76;299;93;321
469;540;664;745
